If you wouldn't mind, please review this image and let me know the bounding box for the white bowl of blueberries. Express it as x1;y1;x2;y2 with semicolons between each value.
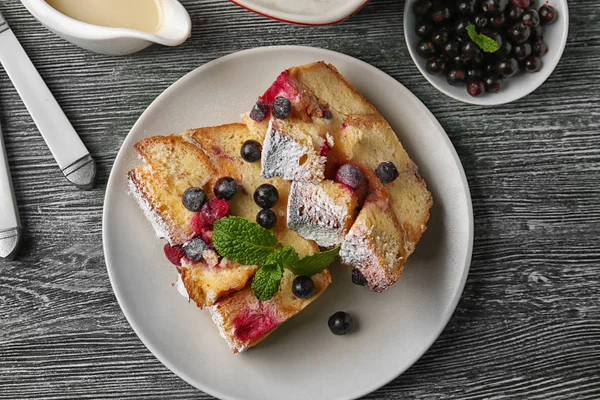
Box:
404;0;568;105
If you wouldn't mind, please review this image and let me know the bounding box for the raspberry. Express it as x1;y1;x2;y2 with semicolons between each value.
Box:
335;164;364;190
199;197;230;228
191;212;203;236
164;243;185;266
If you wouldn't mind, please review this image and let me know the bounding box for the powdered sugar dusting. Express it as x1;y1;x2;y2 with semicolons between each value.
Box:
287;181;351;247
260;119;325;182
340;226;390;291
208;306;249;353
128;170;174;244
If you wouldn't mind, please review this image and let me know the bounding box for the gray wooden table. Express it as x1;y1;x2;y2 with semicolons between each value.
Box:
1;0;599;398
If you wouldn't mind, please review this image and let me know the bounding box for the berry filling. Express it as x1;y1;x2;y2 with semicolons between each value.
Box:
164;243;186;266
319;142;332;157
199;197;230;228
232;307;280;343
258;71;298;105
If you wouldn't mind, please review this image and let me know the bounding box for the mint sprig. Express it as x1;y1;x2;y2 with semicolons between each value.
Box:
252;263;283;301
213;217;279;266
287;246;340;277
466;25;500;53
213;216;340;301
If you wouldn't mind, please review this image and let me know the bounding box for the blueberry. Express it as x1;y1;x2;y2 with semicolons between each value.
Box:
512;42;532;60
498;57;519;77
182;187;207;212
254;184;279;209
321;108;333;119
484;75;504;93
467;68;483;80
184;237;207;262
522;9;540;27
257;209;277;229
443;40;461;58
538;4;557;25
272;96;291;119
241;140;262;163
497;37;513;56
490;13;506;28
532;39;548;56
376;161;399;184
507;5;525;21
446;68;467;86
474;13;489;29
214;177;238;200
454;17;473;38
351;269;368;286
413;0;432;17
426;57;447;75
328;311;353;335
249;102;267;122
415;20;435;39
481;0;508;14
292;276;315;299
509;22;531;44
467;79;485;97
456;0;478;15
431;28;449;47
451;55;468;69
431;3;453;24
462;41;481;59
416;40;438;59
524;55;542;72
484;63;500;77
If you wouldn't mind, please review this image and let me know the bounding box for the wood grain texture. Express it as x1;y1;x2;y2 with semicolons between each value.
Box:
1;0;599;398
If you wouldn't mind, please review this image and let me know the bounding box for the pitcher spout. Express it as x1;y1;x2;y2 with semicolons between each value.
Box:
151;0;192;46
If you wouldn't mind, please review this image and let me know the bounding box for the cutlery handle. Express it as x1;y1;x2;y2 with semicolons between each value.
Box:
0;16;95;189
0;121;21;260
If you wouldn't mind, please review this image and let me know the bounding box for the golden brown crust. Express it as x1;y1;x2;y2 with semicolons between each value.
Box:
209;269;332;353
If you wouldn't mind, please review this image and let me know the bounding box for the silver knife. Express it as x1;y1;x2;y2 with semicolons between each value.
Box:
0;11;95;190
0;118;21;261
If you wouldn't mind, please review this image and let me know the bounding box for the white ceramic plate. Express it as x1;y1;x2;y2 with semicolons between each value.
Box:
229;0;369;25
103;46;473;400
404;0;569;105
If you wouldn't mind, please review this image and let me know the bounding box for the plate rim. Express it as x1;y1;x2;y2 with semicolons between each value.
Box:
228;0;370;26
102;45;474;400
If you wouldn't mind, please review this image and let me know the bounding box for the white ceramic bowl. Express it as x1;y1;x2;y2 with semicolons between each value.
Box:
20;0;191;55
404;0;569;105
230;0;370;25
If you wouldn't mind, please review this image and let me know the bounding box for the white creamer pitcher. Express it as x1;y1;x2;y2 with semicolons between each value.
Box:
20;0;191;55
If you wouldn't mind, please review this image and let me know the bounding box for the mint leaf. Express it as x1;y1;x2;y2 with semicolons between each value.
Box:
213;216;279;266
252;263;283;301
267;246;299;268
466;25;500;53
287;246;340;276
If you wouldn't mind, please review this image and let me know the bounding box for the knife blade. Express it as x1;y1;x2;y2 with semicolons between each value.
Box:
0;11;96;190
0;118;21;261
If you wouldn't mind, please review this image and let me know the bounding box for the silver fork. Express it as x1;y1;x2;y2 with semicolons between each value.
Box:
0;118;21;261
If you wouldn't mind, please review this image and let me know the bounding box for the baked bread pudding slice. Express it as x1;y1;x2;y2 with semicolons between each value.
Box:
243;62;433;291
128;124;318;308
209;268;331;353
